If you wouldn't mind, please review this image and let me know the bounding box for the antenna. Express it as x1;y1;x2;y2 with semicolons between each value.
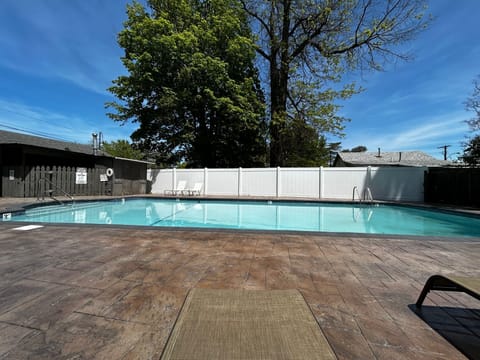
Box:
92;133;98;156
437;145;451;160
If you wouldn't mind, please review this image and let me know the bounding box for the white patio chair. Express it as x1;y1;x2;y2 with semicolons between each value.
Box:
184;182;203;196
164;180;187;196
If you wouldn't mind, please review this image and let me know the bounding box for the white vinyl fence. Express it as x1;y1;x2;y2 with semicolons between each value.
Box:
150;167;427;202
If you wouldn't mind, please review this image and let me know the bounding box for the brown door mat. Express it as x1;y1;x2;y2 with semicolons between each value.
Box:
161;288;337;360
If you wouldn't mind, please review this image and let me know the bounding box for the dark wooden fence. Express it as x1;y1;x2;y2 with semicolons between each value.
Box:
25;166;111;198
425;168;480;207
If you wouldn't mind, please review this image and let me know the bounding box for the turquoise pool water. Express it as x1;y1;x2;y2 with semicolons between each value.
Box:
6;198;480;238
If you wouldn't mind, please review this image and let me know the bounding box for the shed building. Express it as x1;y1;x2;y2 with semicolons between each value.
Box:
0;130;151;197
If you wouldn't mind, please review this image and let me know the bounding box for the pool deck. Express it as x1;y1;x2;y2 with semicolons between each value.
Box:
0;197;479;359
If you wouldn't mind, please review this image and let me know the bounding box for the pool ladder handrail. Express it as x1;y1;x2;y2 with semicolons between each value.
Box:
352;186;362;202
363;187;374;204
37;177;74;205
352;186;374;204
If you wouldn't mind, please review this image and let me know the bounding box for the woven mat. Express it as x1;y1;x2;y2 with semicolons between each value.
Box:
160;288;337;360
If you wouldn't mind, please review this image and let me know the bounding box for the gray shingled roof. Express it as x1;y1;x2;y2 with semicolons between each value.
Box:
336;151;452;167
0;130;112;157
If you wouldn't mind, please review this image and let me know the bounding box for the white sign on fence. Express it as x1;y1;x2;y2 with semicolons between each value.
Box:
75;167;87;185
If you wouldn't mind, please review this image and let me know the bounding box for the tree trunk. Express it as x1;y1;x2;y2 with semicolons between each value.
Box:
269;0;291;167
269;66;289;167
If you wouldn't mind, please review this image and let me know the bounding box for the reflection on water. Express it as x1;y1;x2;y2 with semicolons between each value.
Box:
352;206;374;223
10;199;480;238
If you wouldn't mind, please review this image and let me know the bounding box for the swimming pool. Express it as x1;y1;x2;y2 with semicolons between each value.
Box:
5;198;480;238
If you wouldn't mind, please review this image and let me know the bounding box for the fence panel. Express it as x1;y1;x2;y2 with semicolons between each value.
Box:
279;168;320;198
425;168;480;206
22;165;110;197
242;168;276;197
150;167;426;202
208;169;238;195
370;167;426;202
64;167;73;195
39;166;47;197
24;166;34;197
150;169;174;194
177;169;204;193
323;168;368;199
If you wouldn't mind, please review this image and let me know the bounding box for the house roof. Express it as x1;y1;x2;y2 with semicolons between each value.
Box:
334;151;452;167
0;129;111;157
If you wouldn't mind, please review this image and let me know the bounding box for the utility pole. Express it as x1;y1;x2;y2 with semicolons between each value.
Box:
437;145;451;160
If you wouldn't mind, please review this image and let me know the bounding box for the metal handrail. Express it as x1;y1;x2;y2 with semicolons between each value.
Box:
363;187;374;204
352;186;362;202
37;177;74;204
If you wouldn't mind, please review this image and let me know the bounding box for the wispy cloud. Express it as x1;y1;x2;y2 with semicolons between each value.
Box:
382;115;468;150
338;0;479;162
0;98;136;143
0;1;127;94
340;111;469;159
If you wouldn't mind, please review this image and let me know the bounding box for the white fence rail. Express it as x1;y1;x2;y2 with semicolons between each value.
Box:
150;167;426;202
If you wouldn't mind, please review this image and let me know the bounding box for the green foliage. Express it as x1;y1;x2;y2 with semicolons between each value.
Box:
280;117;330;166
102;140;144;160
287;75;358;139
463;76;480;166
107;0;267;167
108;0;430;168
343;145;368;152
462;135;480;167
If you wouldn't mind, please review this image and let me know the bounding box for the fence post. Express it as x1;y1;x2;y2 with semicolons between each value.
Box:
366;166;372;193
276;167;281;198
204;167;208;195
172;167;177;191
238;167;242;197
319;166;324;199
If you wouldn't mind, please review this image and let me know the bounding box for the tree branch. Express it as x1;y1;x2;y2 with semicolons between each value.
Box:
239;0;274;41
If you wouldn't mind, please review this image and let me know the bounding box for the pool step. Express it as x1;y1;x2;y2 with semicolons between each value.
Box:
20;202;107;218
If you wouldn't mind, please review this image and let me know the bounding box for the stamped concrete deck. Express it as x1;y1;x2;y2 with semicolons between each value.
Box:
0;210;479;358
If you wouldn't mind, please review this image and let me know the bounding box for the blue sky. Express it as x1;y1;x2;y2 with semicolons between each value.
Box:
0;1;478;161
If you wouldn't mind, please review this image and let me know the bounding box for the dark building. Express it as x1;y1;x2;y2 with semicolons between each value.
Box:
0;130;151;197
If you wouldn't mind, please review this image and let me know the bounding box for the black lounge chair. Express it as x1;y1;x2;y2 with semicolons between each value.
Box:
416;274;480;308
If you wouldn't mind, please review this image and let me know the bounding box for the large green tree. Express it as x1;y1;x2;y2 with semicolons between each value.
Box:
239;0;430;166
102;139;144;160
108;0;267;167
280;116;331;166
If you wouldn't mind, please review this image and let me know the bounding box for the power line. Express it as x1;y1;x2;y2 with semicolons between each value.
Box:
0;122;81;143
